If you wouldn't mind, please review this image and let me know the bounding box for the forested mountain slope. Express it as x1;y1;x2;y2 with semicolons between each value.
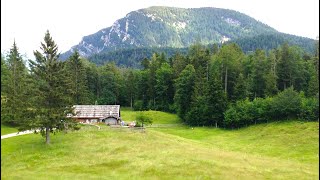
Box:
60;6;316;65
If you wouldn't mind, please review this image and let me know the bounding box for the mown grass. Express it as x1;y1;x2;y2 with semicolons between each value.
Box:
1;124;18;135
1;110;319;179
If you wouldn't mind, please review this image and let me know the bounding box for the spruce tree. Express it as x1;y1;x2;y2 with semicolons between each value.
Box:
276;42;292;90
155;63;174;111
174;64;196;120
2;41;29;125
1;54;9;96
65;50;90;105
251;49;267;98
206;71;227;127
28;30;76;144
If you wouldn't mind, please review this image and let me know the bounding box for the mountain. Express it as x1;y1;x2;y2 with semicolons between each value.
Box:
60;6;315;64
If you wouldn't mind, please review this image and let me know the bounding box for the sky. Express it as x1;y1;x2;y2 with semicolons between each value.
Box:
1;0;319;59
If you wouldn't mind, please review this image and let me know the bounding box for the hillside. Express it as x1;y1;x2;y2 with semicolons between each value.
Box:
87;32;316;68
1;110;319;179
61;6;275;58
60;6;315;64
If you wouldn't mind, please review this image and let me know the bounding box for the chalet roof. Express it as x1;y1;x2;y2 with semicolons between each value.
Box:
69;105;120;119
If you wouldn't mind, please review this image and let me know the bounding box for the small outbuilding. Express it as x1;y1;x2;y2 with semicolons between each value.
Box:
69;105;121;125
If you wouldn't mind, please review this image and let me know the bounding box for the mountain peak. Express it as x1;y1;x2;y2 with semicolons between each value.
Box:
60;6;312;61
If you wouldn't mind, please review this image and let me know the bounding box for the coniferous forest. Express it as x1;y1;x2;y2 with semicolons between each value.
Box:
1;31;319;142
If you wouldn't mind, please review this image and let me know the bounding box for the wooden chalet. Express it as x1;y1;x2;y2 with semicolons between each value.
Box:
69;105;121;125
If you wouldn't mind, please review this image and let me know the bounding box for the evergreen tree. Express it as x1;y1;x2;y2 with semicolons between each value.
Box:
1;54;9;96
189;44;210;81
2;41;29;125
233;73;248;100
82;59;100;103
314;39;319;80
98;63;121;105
174;64;196;120
1;55;9;122
126;70;135;108
155;63;174;111
276;43;293;90
251;49;267;98
185;95;209;126
65;51;90;105
172;52;188;79
28;30;76;144
147;53;161;109
207;71;227;127
264;50;278;96
134;70;149;109
141;57;150;70
264;72;278;97
215;43;244;101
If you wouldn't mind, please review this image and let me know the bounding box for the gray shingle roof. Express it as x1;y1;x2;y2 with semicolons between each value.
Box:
70;105;120;119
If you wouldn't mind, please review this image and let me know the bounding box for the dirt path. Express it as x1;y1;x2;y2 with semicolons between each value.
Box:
1;130;37;140
1;124;101;140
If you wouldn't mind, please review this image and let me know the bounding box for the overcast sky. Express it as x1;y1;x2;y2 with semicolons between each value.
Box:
1;0;319;59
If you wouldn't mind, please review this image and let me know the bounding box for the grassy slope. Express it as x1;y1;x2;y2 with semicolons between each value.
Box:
1;110;319;179
153;121;319;164
121;108;181;124
1;124;18;135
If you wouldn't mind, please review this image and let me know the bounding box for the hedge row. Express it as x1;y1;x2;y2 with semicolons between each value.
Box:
224;87;319;128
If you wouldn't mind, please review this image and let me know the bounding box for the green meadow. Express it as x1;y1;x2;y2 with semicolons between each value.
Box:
1;110;319;179
1;124;18;135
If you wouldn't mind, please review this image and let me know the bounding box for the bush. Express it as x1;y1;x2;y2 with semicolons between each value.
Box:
224;106;240;128
299;97;319;121
223;88;316;129
224;99;253;128
251;97;272;124
270;87;302;120
224;97;272;128
136;112;152;127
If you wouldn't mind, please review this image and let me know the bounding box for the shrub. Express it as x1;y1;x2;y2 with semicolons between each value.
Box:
224;99;253;128
224;97;272;128
270;87;302;120
300;97;319;121
251;97;272;124
136;112;152;127
224;106;240;128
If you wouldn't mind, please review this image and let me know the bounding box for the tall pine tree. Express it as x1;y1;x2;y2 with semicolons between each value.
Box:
207;71;227;127
28;30;77;144
174;64;196;120
65;50;90;105
2;41;29;125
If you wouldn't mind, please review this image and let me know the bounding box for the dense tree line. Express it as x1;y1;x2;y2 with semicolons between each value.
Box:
80;32;315;69
129;41;318;127
1;31;319;143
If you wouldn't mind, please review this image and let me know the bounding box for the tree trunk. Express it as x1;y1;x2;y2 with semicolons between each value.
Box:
130;95;133;108
224;67;228;93
45;126;50;144
215;122;217;128
206;62;209;82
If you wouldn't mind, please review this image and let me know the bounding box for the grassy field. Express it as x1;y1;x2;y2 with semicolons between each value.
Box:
1;110;319;179
121;108;181;124
1;124;18;135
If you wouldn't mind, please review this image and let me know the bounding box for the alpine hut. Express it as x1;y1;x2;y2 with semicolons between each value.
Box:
69;105;121;125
